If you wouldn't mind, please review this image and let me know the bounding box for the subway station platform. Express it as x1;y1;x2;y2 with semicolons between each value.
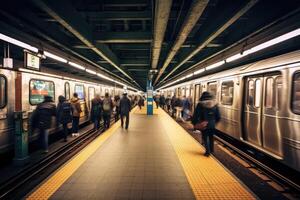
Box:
26;107;255;200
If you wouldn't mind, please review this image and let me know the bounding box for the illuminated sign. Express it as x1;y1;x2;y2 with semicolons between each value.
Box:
26;52;40;70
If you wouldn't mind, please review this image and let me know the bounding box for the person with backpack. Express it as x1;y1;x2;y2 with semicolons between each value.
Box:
102;93;113;130
138;96;144;110
192;92;221;156
119;92;131;129
91;94;102;130
36;95;56;153
71;93;82;136
57;95;72;142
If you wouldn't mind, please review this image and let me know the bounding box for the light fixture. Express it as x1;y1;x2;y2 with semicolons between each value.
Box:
206;60;226;70
186;73;193;78
97;73;113;81
44;51;67;63
86;69;97;75
0;33;38;53
226;53;246;62
194;68;205;75
68;61;85;70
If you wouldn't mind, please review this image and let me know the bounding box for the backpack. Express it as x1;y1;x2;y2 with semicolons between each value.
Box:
103;98;111;111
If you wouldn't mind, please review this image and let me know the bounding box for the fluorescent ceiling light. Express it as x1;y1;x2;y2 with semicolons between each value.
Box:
244;28;300;55
226;53;246;62
44;51;67;63
86;69;97;75
194;68;205;75
186;73;193;78
97;73;113;81
68;61;85;70
0;33;38;52
206;60;225;70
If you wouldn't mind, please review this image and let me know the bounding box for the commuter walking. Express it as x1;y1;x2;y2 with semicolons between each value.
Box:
119;92;131;129
159;95;166;109
57;95;72;142
154;95;160;109
36;95;56;153
171;95;176;117
71;93;82;136
114;95;121;121
138;96;144;109
102;93;113;130
182;96;192;121
174;96;183;121
192;92;221;157
166;95;171;113
91;94;102;130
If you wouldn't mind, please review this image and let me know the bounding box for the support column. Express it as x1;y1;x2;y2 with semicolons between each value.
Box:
147;80;153;115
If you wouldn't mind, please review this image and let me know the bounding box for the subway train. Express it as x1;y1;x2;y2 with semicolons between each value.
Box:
0;67;136;154
160;50;300;172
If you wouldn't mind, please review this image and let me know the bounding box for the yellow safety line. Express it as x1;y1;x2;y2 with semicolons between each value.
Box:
157;108;255;200
27;107;138;200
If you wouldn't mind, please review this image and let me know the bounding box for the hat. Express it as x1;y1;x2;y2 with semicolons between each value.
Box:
123;92;128;95
200;92;212;101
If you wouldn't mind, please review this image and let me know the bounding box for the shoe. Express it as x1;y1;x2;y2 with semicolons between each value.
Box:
204;153;210;157
43;150;49;154
64;139;67;142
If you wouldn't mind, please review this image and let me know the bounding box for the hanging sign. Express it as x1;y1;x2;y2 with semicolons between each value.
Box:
25;52;40;70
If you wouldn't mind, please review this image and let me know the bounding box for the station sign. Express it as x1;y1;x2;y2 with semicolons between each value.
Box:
25;52;40;70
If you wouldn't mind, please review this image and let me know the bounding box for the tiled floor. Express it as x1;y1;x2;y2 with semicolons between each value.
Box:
50;110;195;200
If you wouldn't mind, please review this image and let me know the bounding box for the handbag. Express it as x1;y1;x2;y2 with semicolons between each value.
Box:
194;121;208;131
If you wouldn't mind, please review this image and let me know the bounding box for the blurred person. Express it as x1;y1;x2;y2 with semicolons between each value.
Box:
159;95;166;109
192;92;220;156
102;93;113;130
71;93;82;136
57;95;72;142
119;92;131;129
36;95;56;153
138;96;144;110
174;96;183;121
114;95;121;121
91;94;102;130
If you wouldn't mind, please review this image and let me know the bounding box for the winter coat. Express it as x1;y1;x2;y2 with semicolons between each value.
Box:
174;98;183;107
36;101;56;129
71;97;82;117
119;96;131;115
57;101;72;124
191;99;221;130
138;98;144;106
102;97;113;114
91;98;102;121
159;96;166;105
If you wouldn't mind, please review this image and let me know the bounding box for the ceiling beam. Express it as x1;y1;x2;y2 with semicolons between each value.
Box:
151;0;173;70
157;0;258;85
154;0;209;84
31;0;141;89
94;32;152;43
121;59;149;66
82;11;152;21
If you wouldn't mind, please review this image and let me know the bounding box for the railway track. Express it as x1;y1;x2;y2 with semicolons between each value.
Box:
0;118;115;199
214;133;300;196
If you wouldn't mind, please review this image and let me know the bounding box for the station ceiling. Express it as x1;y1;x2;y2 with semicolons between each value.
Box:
0;0;299;90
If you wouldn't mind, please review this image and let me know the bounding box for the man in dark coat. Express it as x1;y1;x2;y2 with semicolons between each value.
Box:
119;92;131;129
36;95;56;153
57;95;72;142
91;94;102;131
192;92;221;156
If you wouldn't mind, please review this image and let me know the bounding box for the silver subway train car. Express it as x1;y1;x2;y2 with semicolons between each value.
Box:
161;50;300;172
0;68;130;153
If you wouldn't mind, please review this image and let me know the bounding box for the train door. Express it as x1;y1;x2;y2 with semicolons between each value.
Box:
243;77;263;146
262;74;282;156
194;84;201;109
88;87;95;110
243;73;282;156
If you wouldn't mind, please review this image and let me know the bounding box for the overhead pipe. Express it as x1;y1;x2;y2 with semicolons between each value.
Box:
158;0;258;84
154;0;209;84
151;0;173;69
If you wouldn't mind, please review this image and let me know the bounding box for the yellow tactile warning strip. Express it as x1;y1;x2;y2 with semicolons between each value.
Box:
135;105;159;115
27;107;138;200
157;108;255;200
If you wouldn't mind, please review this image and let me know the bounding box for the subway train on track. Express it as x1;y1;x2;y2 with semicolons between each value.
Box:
160;50;300;172
0;67;136;154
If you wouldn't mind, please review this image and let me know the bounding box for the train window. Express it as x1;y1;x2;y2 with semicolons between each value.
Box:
29;79;55;105
221;81;234;105
0;75;7;108
292;73;300;114
75;84;85;99
275;76;282;110
255;79;261;108
208;82;217;99
64;82;70;100
265;78;274;108
247;80;254;106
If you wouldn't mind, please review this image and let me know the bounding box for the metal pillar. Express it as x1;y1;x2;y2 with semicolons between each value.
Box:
147;80;153;115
